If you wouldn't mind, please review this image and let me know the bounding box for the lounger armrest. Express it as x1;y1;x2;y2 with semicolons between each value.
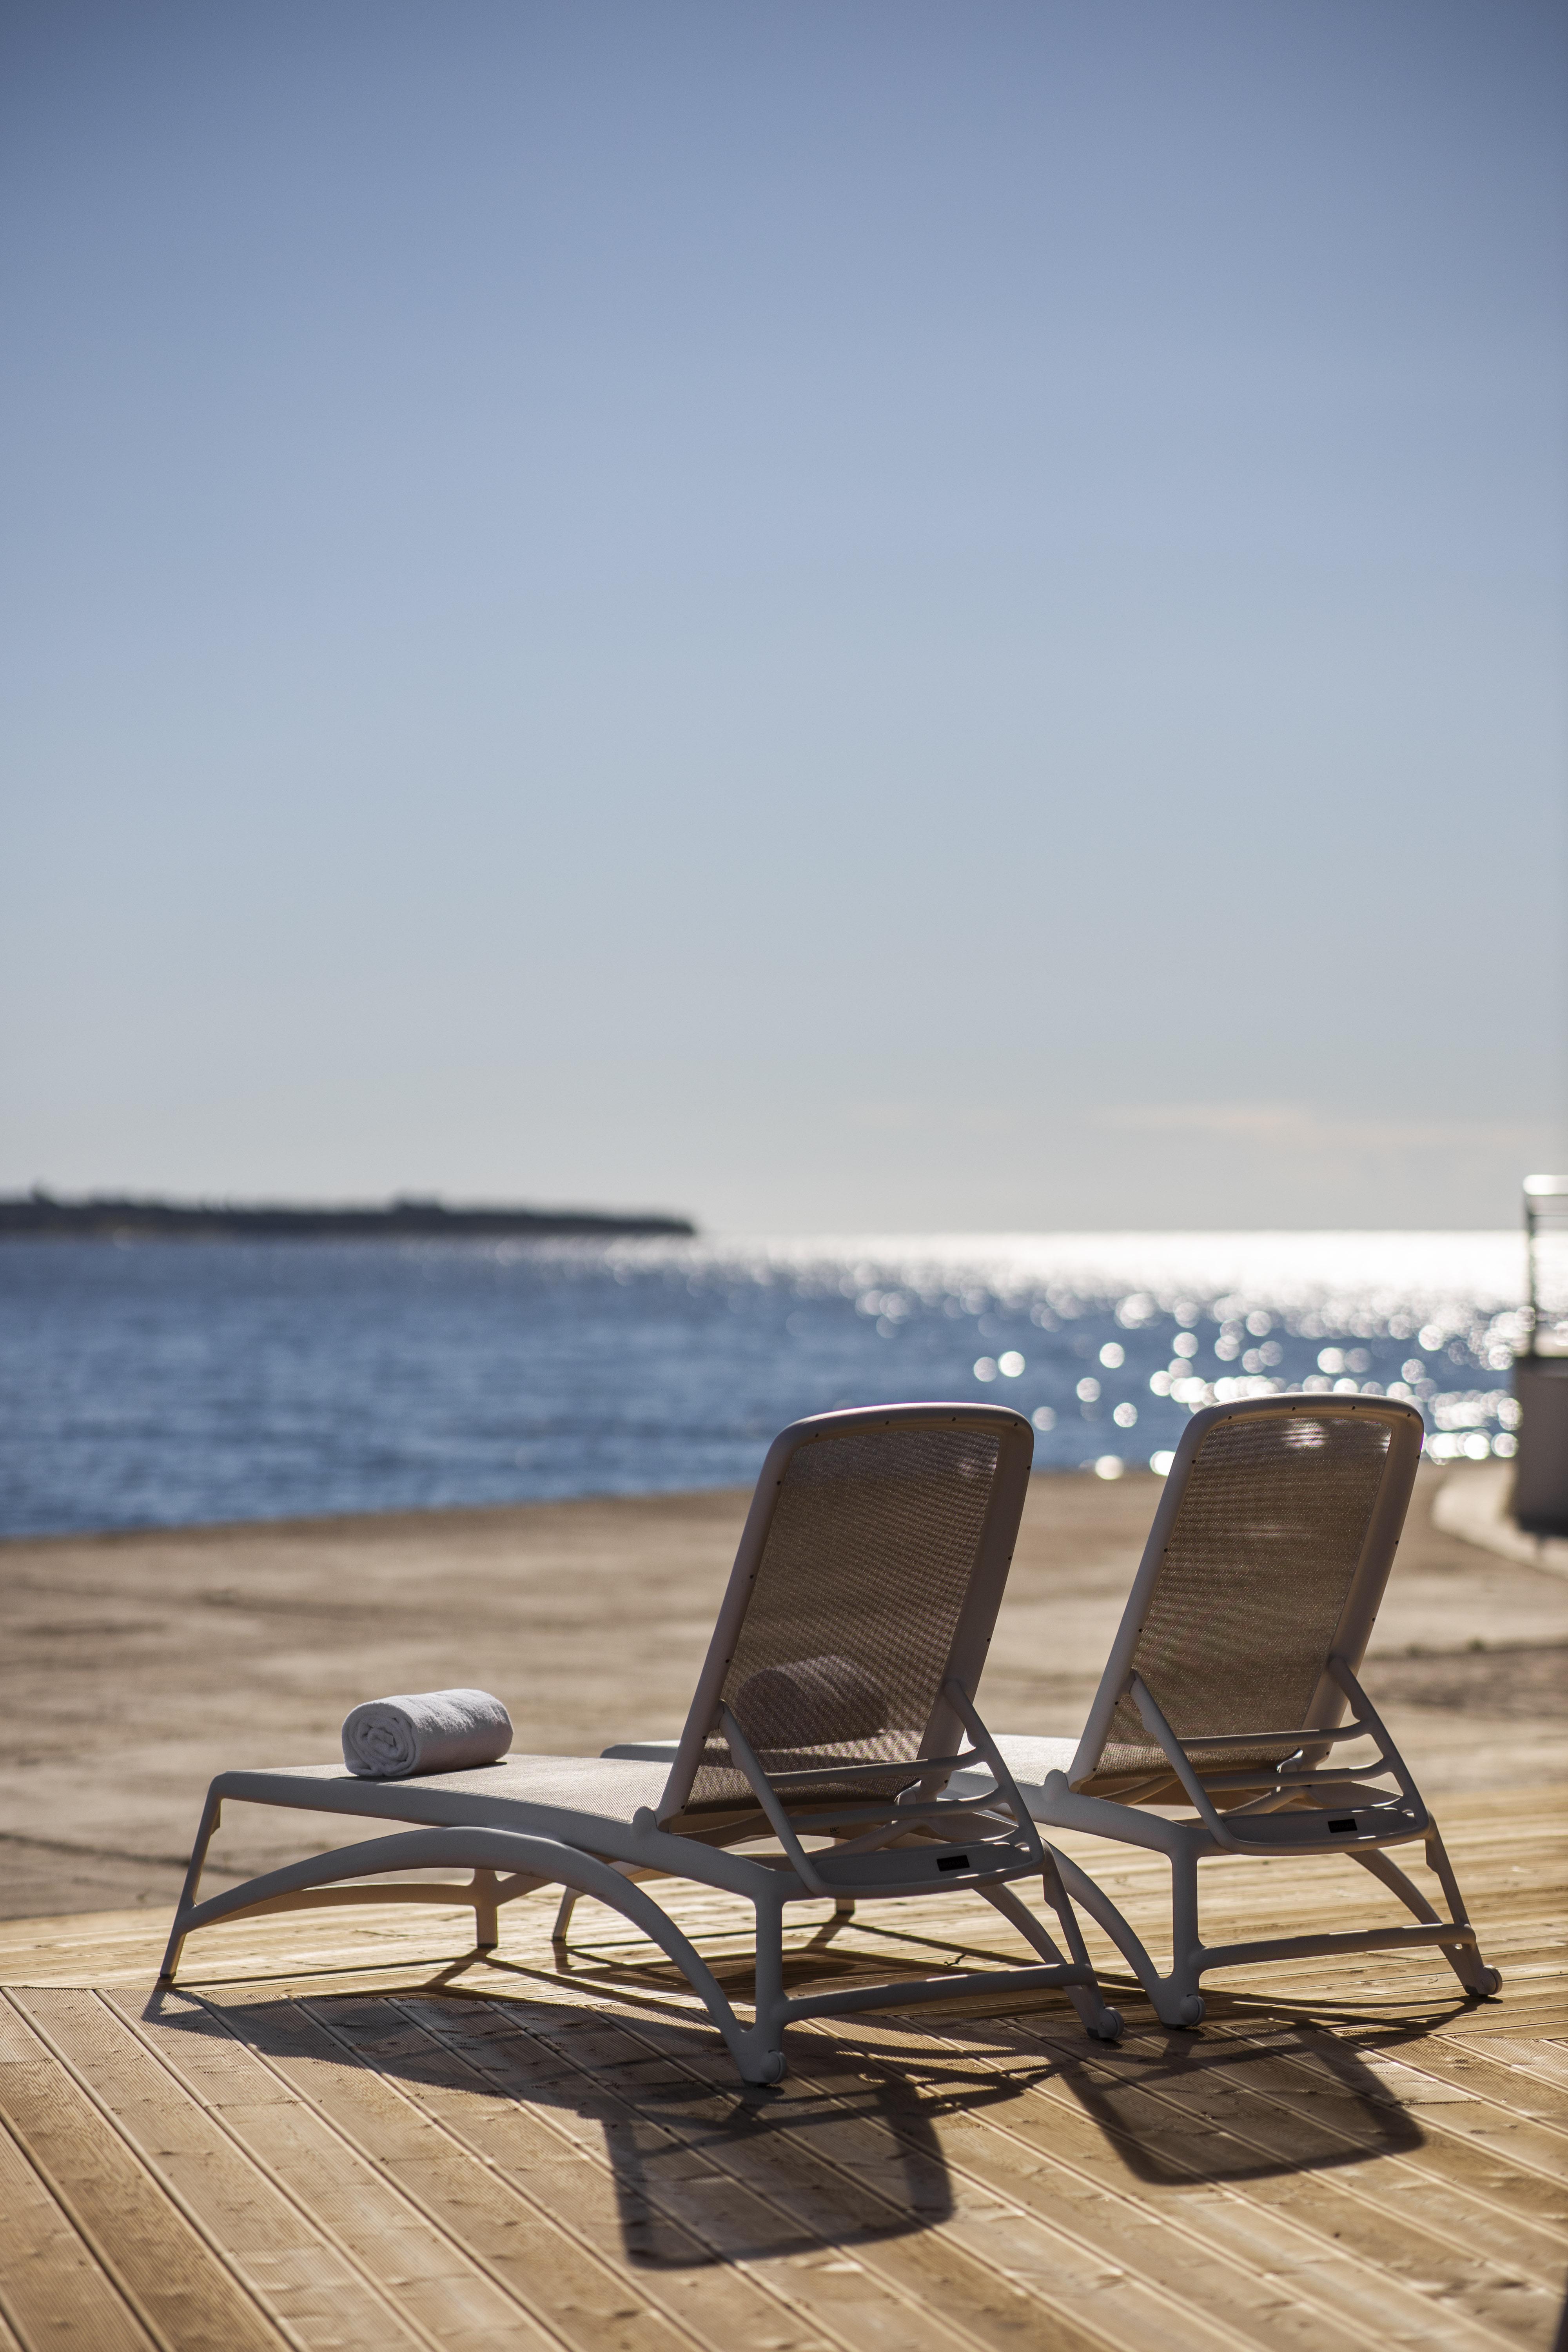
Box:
939;1681;1046;1873
1322;1656;1426;1818
1126;1675;1239;1840
1126;1670;1430;1853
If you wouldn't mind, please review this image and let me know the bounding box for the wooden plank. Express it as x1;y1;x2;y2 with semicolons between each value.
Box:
55;1987;557;2352
410;1993;1156;2352
0;2112;159;2352
0;1995;286;2352
161;1985;773;2352
1194;2022;1568;2223
404;1990;1302;2352
1454;2040;1568;2095
0;1783;1562;2352
228;1987;1103;2352
969;2011;1566;2340
299;1985;978;2352
1258;2051;1568;2199
808;2013;1523;2343
782;2011;1549;2352
17;1987;461;2352
627;2006;1391;2352
1310;2029;1568;2133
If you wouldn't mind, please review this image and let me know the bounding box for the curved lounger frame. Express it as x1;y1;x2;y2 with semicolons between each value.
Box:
162;1763;1123;2086
162;1405;1127;2083
1045;1800;1496;2031
163;1811;801;2082
991;1395;1507;2027
1024;1652;1499;2027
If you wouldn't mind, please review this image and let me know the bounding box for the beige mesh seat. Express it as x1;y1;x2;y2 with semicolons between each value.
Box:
958;1396;1502;2025
162;1403;1122;2082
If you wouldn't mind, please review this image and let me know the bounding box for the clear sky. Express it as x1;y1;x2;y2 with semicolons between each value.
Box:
3;0;1564;1230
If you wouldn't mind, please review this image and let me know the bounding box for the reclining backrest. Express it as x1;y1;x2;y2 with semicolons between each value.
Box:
1070;1396;1423;1793
657;1403;1034;1822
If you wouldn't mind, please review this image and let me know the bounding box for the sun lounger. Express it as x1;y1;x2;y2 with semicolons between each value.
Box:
611;1396;1501;2029
958;1396;1502;2024
161;1403;1122;2081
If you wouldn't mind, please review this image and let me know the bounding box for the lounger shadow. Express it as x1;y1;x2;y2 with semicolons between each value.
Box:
143;1980;965;2265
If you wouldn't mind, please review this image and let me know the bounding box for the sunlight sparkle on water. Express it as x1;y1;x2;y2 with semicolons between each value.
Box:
0;1226;1534;1534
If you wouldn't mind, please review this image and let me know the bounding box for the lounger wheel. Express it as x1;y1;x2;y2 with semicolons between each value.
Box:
744;2051;787;2085
1173;1994;1205;2027
1090;2007;1123;2043
1474;1966;1502;1997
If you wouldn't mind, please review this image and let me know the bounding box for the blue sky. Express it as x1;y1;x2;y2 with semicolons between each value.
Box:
3;0;1564;1228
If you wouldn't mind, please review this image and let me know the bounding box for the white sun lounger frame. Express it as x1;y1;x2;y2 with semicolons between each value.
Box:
962;1396;1501;2025
161;1403;1123;2082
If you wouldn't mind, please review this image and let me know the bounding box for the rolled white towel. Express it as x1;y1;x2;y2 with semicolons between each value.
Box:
341;1688;513;1780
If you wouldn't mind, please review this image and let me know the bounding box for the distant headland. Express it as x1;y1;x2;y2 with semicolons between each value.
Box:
0;1191;697;1242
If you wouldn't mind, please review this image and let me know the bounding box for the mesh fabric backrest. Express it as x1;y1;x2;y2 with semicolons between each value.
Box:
683;1419;1002;1811
1097;1406;1393;1775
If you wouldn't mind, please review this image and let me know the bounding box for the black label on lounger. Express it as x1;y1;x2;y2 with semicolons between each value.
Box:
1327;1817;1358;1834
937;1853;970;1872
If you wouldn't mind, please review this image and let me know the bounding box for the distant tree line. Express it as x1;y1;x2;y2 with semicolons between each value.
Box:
0;1191;696;1241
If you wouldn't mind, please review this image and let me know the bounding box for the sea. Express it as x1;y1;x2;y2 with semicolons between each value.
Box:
0;1231;1540;1538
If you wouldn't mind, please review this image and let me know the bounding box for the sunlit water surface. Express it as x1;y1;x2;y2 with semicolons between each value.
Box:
0;1231;1535;1536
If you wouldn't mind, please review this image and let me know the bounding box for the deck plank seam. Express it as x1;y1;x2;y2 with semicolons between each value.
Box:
1256;2020;1568;2121
805;2012;1445;2352
272;1972;1002;2352
1047;2012;1568;2261
951;2012;1568;2306
381;1985;1011;2352
489;1907;1568;2303
748;2018;1335;2352
1439;2037;1568;2087
0;1784;1560;2352
1419;2031;1568;2122
0;2106;163;2352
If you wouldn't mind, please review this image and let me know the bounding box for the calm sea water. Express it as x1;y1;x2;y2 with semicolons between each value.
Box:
0;1231;1533;1536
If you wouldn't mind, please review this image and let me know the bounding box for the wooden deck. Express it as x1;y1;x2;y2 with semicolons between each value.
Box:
0;1787;1563;2352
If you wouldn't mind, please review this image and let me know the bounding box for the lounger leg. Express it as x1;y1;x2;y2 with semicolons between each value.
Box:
552;1862;659;1949
1167;1844;1205;2023
981;1875;1123;2041
1420;1826;1502;1997
472;1869;500;1951
1050;1849;1207;2029
161;1787;223;1982
743;1882;789;2085
1347;1835;1497;1997
1349;1841;1442;1922
170;1822;787;2082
